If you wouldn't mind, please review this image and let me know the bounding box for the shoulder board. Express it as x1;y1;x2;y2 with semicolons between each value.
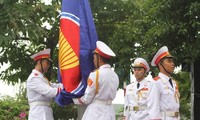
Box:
128;81;134;85
145;78;151;82
131;81;134;84
127;81;134;87
153;76;160;81
92;69;99;72
34;73;39;76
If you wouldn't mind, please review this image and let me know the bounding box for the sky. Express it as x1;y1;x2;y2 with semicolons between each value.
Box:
0;81;21;98
0;63;20;98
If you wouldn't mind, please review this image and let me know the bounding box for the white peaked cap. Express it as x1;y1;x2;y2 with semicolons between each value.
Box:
30;48;52;61
94;41;116;59
132;57;150;73
151;46;174;66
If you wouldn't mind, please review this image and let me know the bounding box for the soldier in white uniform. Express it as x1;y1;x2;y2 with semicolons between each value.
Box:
151;46;180;120
73;41;119;120
27;48;63;120
123;58;160;120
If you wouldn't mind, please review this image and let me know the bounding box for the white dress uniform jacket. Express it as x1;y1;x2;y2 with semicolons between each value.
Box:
124;78;160;120
73;64;119;120
155;72;180;120
27;69;62;120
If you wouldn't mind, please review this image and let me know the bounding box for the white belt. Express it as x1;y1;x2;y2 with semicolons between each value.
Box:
29;101;50;107
93;99;112;105
129;105;147;111
161;112;179;117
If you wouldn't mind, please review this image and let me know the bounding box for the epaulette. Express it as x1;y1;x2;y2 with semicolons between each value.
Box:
92;68;99;72
153;76;160;81
126;81;134;87
130;81;134;84
34;73;39;76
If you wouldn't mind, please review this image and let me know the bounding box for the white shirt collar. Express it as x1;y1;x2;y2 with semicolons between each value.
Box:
99;64;111;69
158;72;170;80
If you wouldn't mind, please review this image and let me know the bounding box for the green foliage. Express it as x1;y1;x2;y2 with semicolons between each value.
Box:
173;71;191;119
97;0;200;86
0;0;197;91
0;90;29;120
91;0;135;43
0;0;198;119
0;0;61;83
0;86;78;120
52;103;77;120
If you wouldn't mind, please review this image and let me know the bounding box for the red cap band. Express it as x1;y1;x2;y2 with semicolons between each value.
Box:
155;52;170;65
140;63;147;70
34;54;50;61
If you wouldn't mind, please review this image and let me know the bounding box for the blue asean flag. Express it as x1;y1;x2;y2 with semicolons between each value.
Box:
55;0;98;106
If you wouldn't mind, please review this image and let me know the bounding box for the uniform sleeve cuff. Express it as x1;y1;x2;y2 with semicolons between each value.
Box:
73;98;84;105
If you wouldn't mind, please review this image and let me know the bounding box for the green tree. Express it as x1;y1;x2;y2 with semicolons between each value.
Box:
108;0;200;83
0;0;61;83
106;0;198;119
0;0;198;119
